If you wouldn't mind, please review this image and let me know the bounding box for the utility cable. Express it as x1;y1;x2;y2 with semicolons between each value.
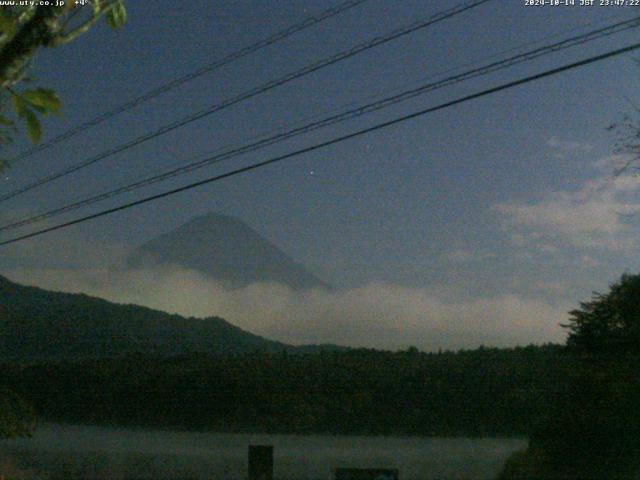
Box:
2;15;637;233
1;40;638;247
7;0;371;164
0;0;491;203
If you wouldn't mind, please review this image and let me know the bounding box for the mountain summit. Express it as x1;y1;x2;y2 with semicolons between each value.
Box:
127;213;329;290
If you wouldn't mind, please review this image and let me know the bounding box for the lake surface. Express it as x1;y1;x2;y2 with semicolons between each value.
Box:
0;423;526;479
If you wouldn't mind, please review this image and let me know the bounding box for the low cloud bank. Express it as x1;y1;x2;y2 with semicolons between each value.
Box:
6;267;568;351
494;154;640;252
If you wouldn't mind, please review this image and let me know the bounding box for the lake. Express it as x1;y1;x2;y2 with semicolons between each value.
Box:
0;423;526;479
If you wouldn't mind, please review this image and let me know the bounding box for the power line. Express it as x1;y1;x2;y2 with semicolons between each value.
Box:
1;41;638;247
0;0;491;203
2;15;638;233
7;0;370;164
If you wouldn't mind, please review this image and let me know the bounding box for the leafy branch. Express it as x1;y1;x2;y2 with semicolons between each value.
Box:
0;1;126;170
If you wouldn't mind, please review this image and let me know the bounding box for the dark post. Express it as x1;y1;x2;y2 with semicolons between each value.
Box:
335;468;399;480
248;445;273;480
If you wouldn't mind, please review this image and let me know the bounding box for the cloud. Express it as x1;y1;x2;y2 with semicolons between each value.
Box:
0;210;569;352
547;136;593;158
494;155;640;252
580;255;600;268
539;244;558;254
533;280;569;296
443;248;498;265
592;154;635;175
445;249;473;264
5;266;568;352
0;210;130;270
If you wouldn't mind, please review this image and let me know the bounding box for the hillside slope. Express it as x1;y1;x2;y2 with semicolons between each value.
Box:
0;274;293;363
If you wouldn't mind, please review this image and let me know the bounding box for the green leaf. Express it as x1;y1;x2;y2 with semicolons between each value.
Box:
10;93;29;119
25;103;48;115
22;88;61;115
105;1;127;30
23;108;41;143
0;13;17;38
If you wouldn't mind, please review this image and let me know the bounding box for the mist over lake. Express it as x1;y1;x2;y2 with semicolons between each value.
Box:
0;423;526;480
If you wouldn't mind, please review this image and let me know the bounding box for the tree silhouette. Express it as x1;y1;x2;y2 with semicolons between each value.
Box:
564;273;640;354
501;273;640;480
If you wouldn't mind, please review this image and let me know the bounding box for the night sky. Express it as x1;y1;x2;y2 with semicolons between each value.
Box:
2;0;640;350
